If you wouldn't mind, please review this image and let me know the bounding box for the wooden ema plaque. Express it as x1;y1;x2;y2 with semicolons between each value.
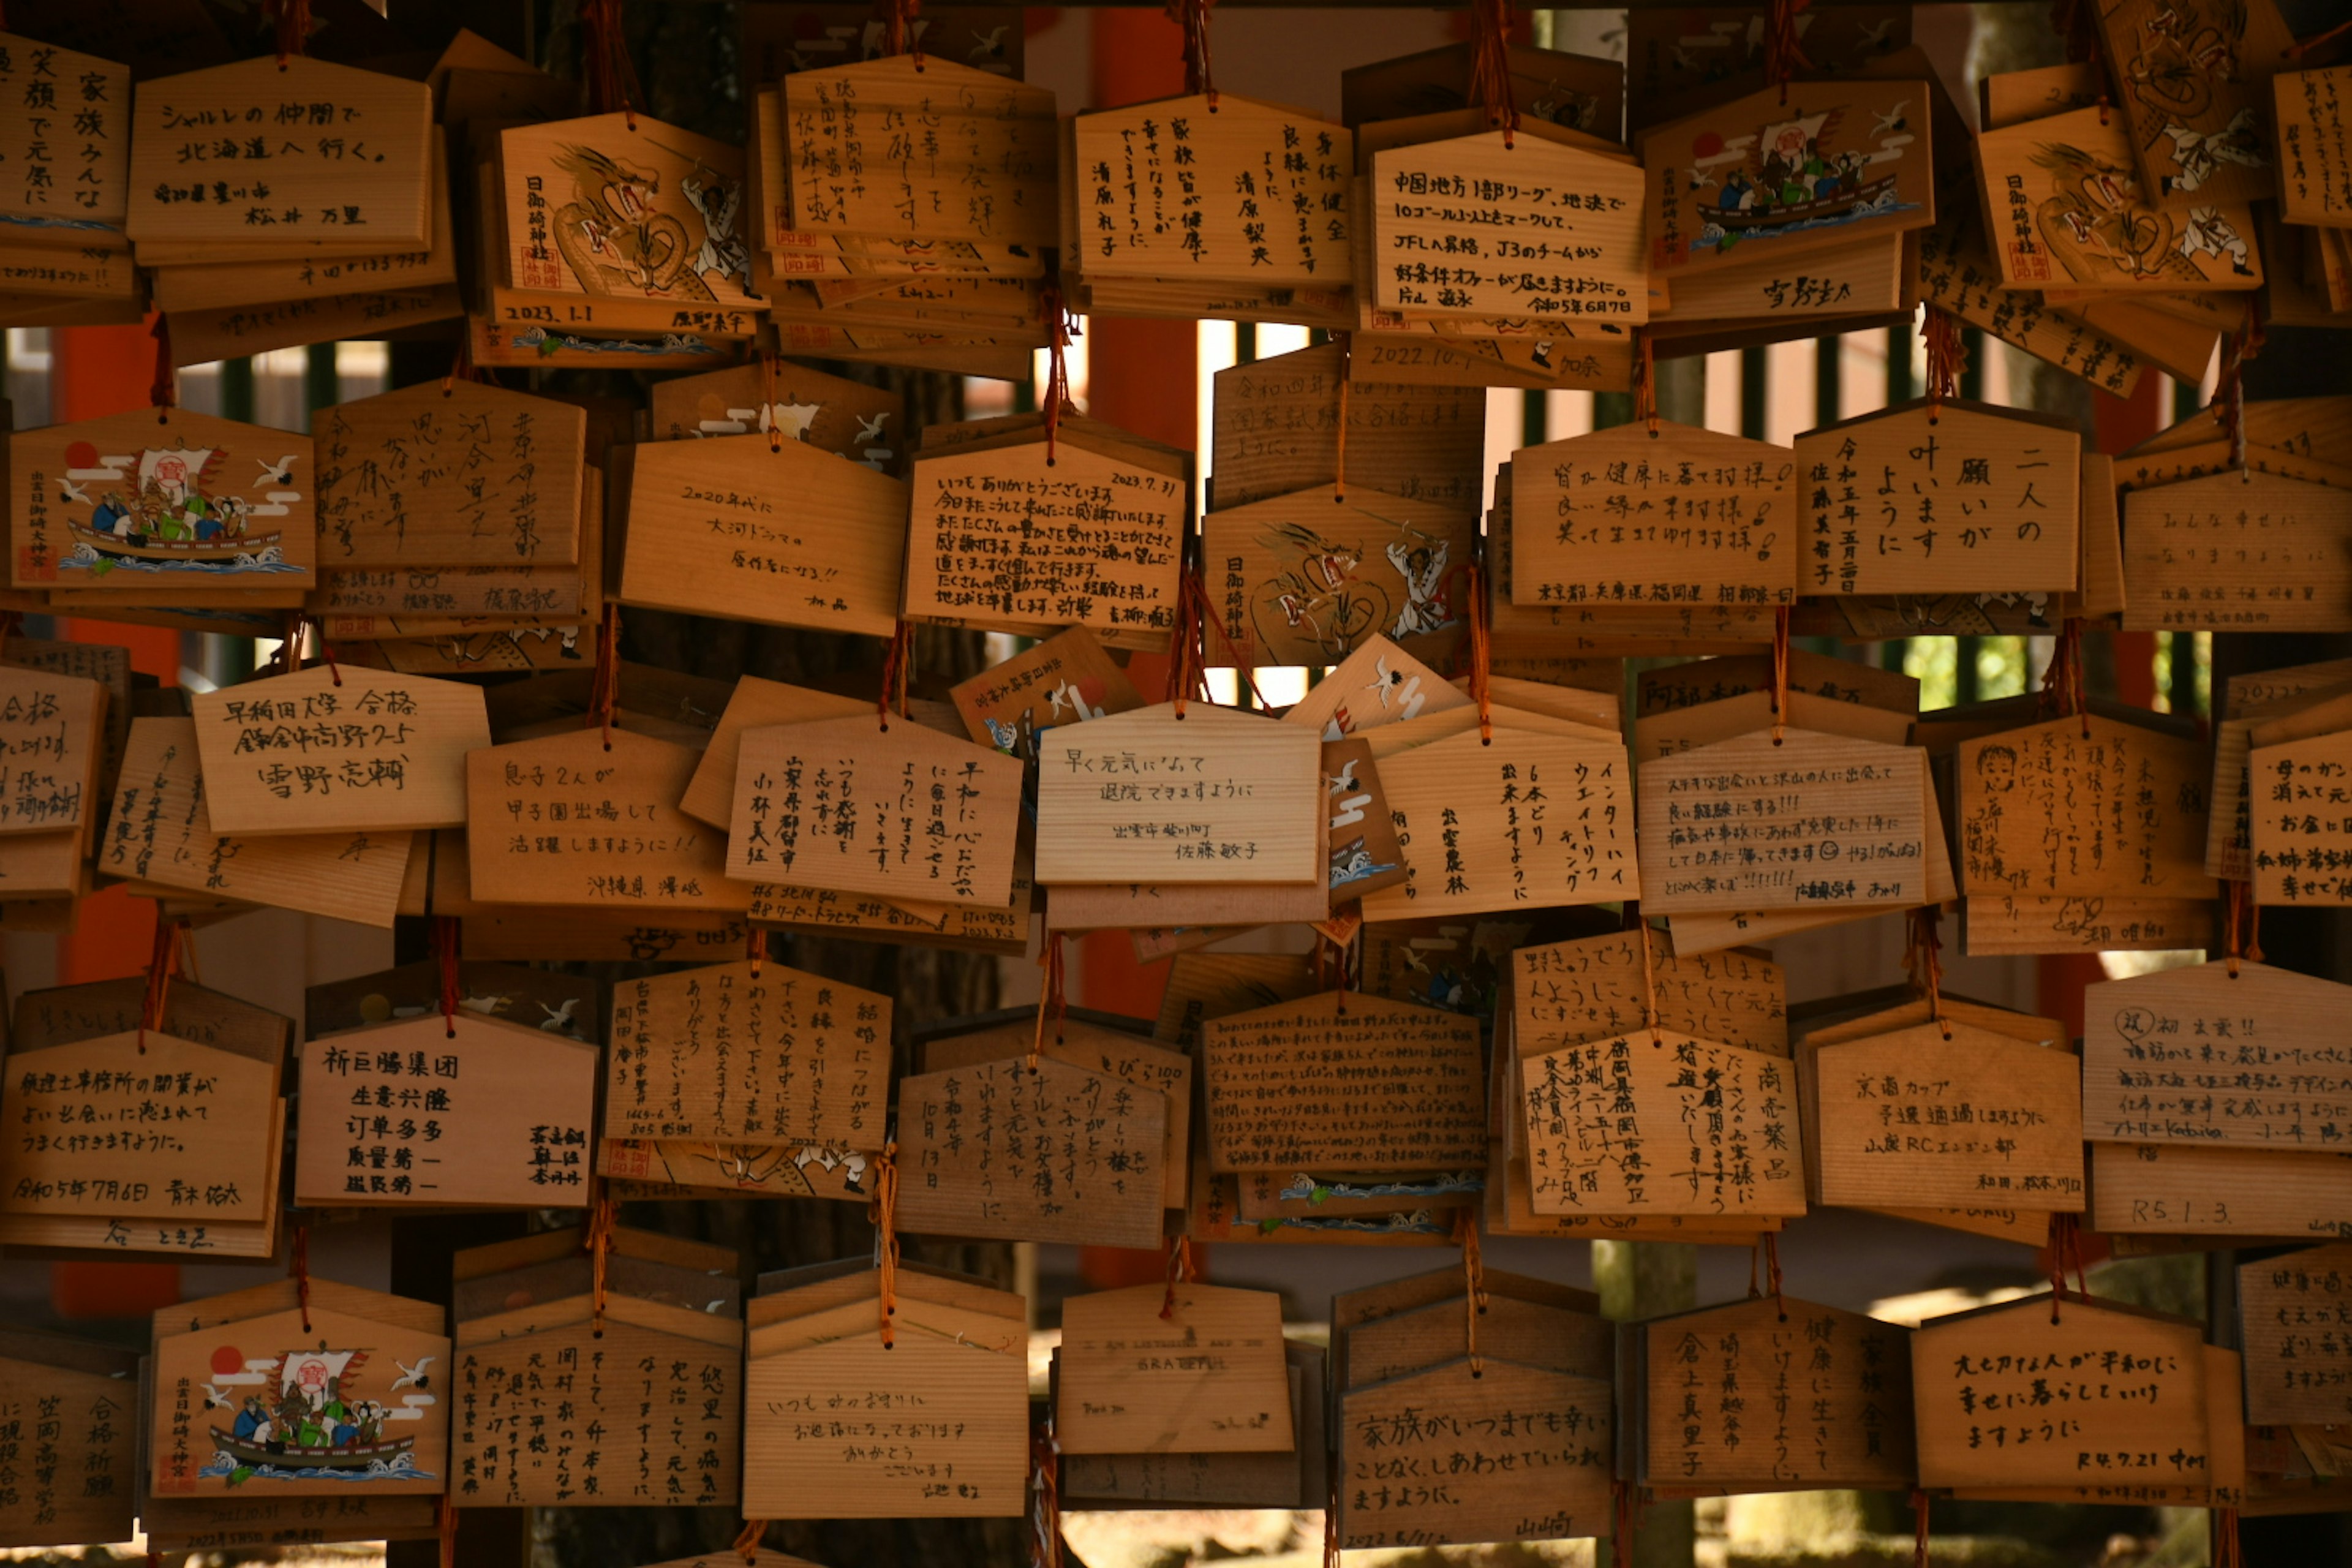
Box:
1637;728;1927;914
2094;0;2287;211
1202;990;1483;1173
315;380;586;567
1509;420;1797;608
2122;470;2352;633
1058;1283;1292;1455
677;674;870;828
1074;94;1351;284
1202;483;1474;669
1061;1343;1322;1507
2238;1243;2352;1425
1808;1020;2085;1212
499;112;755;308
1033;703;1321;887
0;1330;137;1548
783;55;1055;246
1913;219;2146;401
0;661;99;835
1522;1028;1806;1218
1973;106;2261;292
896;1055;1166;1248
126;57;432;250
1514;930;1786;1058
605;959;884;1153
469;727;749;912
0;35;129;236
647;358;903;464
0;1028;274;1223
1370;129;1646;323
294;1013;596;1207
728;714;1022;905
1339;1291;1610;1391
1645;80;1933;279
2082;960;2352;1149
1362;723;1632;919
1322;736;1407;904
191;665;488;836
10;405;317;591
1795;398;2082;594
153;1303;450;1498
1279;633;1470;741
104;715;412;928
947;627;1144;760
2277;67;2352;229
904;431;1184;651
1911;1297;2211;1494
1338;1357;1612;1548
924;1015;1190;1209
620;433;905;638
2092;1141;2352;1238
1958;713;2215;905
1210;342;1484;513
1642;1295;1914;1491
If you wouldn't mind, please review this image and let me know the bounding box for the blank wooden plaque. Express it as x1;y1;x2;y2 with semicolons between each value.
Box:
1058;1283;1292;1455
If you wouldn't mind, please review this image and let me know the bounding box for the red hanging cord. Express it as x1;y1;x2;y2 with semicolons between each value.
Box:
577;0;642;126
1165;570;1268;713
1028;933;1066;1072
1039;288;1077;464
2284;17;2352;59
587;602;621;749
310;615;341;688
1166;0;1215;105
1769;605;1791;745
437;1499;459;1568
2040;617;2092;740
1923;307;1964;420
885;0;925;67
1158;1233;1197;1319
1762;1231;1785;1320
135;916;181;1055
433;915;463;1039
2211;300;2265;475
1332;331;1352;500
586;1191;617;1336
1633;331;1659;436
290;1217;313;1333
1466;562;1493;744
1910;1488;1931;1567
872;1141;901;1346
1907;907;1951;1037
732;1519;768;1565
747;924;766;979
1467;0;1519;144
876;620;914;729
1762;0;1813;102
265;0;311;67
149;315;175;420
2214;1507;2243;1568
1029;1419;1063;1568
1451;1208;1488;1376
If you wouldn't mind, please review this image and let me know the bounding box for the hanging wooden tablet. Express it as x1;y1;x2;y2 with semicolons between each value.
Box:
1074;94;1350;284
307;957;597;1042
153;1297;450;1498
10;405;316;591
1795;398;2081;594
1808;1019;2085;1211
497;112;755;307
604;959;885;1158
1279;633;1469;741
314;380;584;568
2122;470;2352;633
922;1012;1191;1210
2237;1243;2352;1424
1637;728;1927;915
647;358;903;465
1973;106;2261;290
294;1012;596;1207
1210;342;1484;513
1202;483;1473;668
619;432;905;638
948;626;1144;760
1508;420;1797;609
728;714;1020;904
1362;723;1632;919
1321;736;1406;905
1645;80;1932;281
1521;1028;1806;1218
0;661;100;838
1913;218;2147;399
2095;0;2290;211
1338;1356;1612;1548
0;1027;274;1223
2082;960;2352;1148
2092;1141;2352;1237
1339;1289;1610;1391
0;36;129;241
1202;990;1483;1172
1033;702;1321;886
1058;1282;1291;1455
1958;713;2215;922
190;665;486;836
0;1329;137;1547
1911;1297;2211;1493
1639;1295;1913;1491
903;426;1185;651
102;715;411;927
2276;68;2352;229
468;726;748;911
895;1055;1166;1247
1061;1341;1322;1508
1343;39;1622;137
1515;930;1785;1058
783;55;1055;246
2248;723;2352;904
1370;127;1646;322
126;58;431;252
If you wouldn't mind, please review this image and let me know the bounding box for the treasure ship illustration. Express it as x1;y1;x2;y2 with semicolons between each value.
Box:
1706;108;1897;233
205;1346;421;1484
53;439;288;572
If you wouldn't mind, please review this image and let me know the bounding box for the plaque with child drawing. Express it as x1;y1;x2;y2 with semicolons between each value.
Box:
9;409;316;590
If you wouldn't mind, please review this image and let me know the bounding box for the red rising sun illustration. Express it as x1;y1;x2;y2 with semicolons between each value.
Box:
209;1345;244;1378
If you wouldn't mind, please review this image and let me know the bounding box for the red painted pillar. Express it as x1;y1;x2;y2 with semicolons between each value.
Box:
47;321;183;1319
1077;12;1198;1288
